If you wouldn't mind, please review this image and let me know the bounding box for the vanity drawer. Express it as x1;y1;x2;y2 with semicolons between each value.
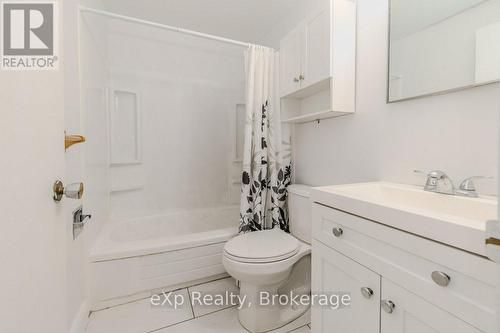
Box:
312;203;497;333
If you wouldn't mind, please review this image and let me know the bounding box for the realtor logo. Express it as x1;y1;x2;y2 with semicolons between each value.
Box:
1;2;58;70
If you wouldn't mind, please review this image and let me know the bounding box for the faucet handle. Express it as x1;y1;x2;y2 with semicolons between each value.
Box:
415;170;446;188
415;170;455;194
414;170;446;178
428;170;447;179
459;176;493;192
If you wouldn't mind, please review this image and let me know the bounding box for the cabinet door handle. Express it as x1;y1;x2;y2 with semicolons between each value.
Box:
293;77;300;82
360;287;374;299
381;300;396;314
431;271;451;287
332;227;343;237
299;74;305;81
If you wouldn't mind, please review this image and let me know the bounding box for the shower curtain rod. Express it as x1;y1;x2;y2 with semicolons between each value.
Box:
79;6;257;49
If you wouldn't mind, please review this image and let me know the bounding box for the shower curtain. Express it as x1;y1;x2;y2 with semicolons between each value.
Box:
239;45;291;233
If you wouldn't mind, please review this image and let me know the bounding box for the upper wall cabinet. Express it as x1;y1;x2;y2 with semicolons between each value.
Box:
280;9;330;97
280;26;304;97
280;0;357;124
303;9;331;89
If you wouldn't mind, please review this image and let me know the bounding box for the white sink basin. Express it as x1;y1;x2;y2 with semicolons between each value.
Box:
311;182;498;256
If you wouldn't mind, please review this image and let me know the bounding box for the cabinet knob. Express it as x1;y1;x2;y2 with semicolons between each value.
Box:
299;74;305;81
293;77;300;82
332;227;343;237
431;271;451;287
381;300;396;314
360;287;374;299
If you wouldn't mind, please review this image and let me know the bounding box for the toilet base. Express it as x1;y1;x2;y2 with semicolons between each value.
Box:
238;281;310;333
222;236;312;333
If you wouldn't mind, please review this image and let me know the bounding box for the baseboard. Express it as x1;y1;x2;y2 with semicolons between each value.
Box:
69;300;90;333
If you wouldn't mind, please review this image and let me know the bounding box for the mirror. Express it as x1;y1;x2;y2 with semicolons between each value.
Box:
388;0;500;102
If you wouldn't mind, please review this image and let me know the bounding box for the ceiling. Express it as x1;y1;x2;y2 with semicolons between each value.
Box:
101;0;306;45
391;0;486;40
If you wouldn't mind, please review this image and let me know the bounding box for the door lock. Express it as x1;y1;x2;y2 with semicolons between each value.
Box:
73;205;91;240
53;180;84;202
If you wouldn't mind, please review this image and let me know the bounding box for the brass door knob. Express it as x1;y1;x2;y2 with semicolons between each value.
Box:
53;180;84;202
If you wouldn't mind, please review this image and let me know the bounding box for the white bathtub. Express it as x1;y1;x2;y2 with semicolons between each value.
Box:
89;206;239;307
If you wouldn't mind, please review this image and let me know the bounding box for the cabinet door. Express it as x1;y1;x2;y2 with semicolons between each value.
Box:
312;240;380;333
279;26;302;97
381;279;482;333
302;8;331;88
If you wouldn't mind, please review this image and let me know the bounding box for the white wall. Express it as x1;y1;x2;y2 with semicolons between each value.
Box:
289;0;499;195
104;20;245;220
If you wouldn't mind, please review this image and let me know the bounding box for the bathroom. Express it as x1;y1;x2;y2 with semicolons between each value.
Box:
1;0;499;332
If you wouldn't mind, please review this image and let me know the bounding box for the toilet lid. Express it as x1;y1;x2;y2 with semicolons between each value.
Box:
224;229;299;263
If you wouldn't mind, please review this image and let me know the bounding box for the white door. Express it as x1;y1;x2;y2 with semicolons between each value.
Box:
302;8;331;89
312;240;380;333
381;278;482;333
0;45;67;333
280;26;302;97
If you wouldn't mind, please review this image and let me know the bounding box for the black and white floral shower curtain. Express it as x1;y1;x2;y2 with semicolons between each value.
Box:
239;45;292;233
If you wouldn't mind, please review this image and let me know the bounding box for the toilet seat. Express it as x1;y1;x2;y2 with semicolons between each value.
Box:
224;229;300;263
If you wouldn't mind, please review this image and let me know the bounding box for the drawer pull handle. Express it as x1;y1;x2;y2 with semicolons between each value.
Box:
381;300;395;314
332;227;343;237
361;287;374;299
431;271;451;287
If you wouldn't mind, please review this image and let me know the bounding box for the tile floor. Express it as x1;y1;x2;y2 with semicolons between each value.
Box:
86;277;311;333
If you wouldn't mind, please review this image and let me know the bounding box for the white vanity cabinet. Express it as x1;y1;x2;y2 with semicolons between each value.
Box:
311;203;498;333
312;240;380;333
381;279;483;333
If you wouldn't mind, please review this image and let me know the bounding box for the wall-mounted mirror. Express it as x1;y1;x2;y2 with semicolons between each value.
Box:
388;0;500;102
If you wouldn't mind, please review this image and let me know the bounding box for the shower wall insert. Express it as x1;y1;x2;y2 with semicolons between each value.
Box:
79;7;275;307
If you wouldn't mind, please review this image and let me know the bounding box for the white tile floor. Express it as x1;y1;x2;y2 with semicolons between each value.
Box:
188;276;240;317
86;277;311;333
86;288;193;333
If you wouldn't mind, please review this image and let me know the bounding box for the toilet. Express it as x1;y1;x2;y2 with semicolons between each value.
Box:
223;184;312;333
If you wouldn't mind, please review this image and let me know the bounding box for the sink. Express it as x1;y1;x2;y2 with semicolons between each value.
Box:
311;182;498;256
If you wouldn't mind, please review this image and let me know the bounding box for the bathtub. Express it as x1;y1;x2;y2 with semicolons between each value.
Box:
89;206;239;307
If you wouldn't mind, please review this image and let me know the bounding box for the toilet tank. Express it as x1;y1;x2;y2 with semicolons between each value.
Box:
288;184;312;244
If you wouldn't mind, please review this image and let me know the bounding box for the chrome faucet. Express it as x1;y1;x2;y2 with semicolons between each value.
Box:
456;176;493;198
418;170;455;195
415;170;491;198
